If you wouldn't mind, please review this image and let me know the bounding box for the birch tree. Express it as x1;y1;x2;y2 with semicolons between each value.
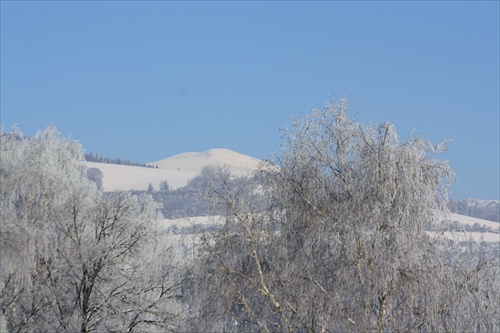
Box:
188;99;499;332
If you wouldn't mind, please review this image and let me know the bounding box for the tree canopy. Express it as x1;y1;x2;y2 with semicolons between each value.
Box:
0;126;184;332
187;100;499;332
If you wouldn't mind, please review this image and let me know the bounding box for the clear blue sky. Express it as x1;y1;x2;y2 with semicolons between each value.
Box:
1;1;498;200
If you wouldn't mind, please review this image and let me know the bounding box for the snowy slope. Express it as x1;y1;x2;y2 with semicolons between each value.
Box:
162;214;499;243
448;199;499;222
84;148;262;192
429;213;499;243
85;161;197;191
148;148;262;176
448;213;499;230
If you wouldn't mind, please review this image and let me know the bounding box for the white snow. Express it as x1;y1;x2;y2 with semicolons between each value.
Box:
85;161;197;191
84;148;262;192
160;214;499;246
148;148;262;176
447;213;499;230
428;213;499;243
158;215;223;230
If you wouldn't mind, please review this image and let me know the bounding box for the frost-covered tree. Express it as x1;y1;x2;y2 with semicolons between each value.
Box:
159;180;170;191
0;126;184;332
188;99;499;332
86;167;104;190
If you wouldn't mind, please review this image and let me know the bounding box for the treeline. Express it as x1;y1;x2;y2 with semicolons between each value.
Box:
84;152;157;168
440;220;499;234
448;199;500;222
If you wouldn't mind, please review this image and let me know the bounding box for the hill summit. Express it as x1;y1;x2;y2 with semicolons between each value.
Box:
148;148;262;176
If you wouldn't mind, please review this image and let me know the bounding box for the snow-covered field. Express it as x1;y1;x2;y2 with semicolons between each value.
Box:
85;148;261;191
85;161;197;191
162;214;499;244
448;213;499;230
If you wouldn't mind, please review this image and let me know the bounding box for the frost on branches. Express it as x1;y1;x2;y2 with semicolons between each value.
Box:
0;127;184;333
187;99;499;332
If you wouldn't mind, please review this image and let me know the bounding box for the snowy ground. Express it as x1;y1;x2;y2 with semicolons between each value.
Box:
448;213;499;230
435;213;499;243
85;161;197;191
159;214;499;244
85;148;261;191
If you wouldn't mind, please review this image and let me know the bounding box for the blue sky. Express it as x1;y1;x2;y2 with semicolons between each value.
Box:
1;1;498;200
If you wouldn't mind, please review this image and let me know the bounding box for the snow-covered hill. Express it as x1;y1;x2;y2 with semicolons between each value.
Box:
436;213;499;243
85;161;197;191
85;148;261;192
148;148;262;176
448;213;499;230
